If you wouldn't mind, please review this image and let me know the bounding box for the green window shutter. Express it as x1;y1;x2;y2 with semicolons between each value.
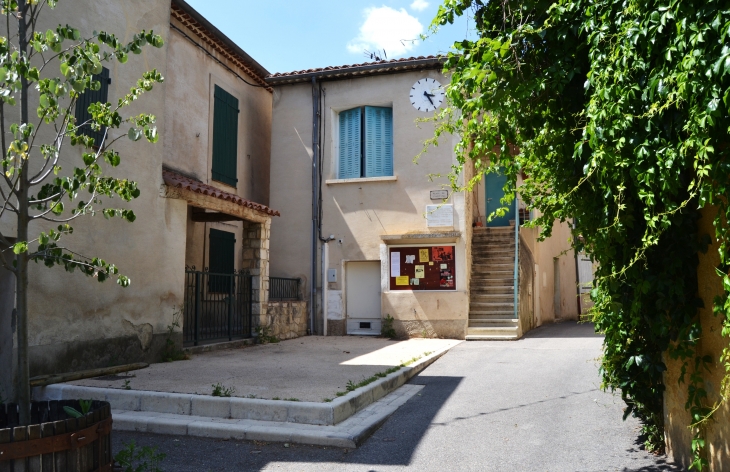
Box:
74;67;110;146
208;228;236;292
338;107;361;179
364;106;393;177
212;85;239;187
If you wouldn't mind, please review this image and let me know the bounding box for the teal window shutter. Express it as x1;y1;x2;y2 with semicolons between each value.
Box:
338;107;361;179
208;228;236;292
364;106;393;177
74;67;110;146
212;85;239;187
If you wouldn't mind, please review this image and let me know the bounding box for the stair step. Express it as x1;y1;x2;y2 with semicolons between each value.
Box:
468;319;518;328
471;280;515;287
469;310;515;316
470;294;514;301
465;326;520;340
469;314;518;320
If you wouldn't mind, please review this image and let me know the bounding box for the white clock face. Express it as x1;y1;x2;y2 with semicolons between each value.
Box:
410;78;445;112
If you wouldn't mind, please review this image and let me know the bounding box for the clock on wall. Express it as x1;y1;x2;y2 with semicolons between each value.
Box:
410;78;445;112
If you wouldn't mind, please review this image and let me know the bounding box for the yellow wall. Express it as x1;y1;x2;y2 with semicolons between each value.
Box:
664;206;730;470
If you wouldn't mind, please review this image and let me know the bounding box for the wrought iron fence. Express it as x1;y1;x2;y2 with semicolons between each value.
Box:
269;277;301;301
183;267;253;346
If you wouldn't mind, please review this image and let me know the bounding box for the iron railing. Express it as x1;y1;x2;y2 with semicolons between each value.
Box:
269;277;301;301
183;267;253;346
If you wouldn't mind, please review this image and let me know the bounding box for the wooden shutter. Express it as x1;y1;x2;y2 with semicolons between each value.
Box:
74;67;110;146
208;228;236;292
364;106;393;177
338;107;362;179
212;85;239;187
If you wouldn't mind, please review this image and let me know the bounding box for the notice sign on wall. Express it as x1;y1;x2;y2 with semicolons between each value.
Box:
389;246;456;291
426;204;454;227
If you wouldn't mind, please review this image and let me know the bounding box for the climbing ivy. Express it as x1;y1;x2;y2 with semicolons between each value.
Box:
429;1;730;468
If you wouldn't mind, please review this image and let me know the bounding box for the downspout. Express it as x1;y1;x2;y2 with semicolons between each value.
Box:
310;76;320;335
514;193;519;320
573;218;582;317
323;241;329;336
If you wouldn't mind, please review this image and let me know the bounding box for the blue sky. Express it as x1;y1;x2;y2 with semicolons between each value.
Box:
184;0;475;74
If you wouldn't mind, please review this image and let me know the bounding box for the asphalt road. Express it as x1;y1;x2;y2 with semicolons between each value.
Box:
113;322;685;472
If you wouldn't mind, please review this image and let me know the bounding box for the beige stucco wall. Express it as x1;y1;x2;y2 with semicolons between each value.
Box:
0;0;181;377
664;206;730;470
269;69;468;338
165;17;272;274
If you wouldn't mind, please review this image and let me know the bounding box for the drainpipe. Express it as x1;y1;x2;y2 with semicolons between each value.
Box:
514;193;519;320
323;241;329;336
573;218;582;316
310;76;320;335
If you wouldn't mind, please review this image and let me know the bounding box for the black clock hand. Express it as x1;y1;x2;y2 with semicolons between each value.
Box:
423;90;434;105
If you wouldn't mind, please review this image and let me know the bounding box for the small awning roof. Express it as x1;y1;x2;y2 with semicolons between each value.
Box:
162;169;280;217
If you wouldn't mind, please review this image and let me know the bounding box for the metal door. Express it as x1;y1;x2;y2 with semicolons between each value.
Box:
346;261;382;335
577;253;595;313
485;169;515;227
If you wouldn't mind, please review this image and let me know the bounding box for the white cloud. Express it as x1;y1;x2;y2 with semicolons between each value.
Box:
410;0;430;12
347;6;423;57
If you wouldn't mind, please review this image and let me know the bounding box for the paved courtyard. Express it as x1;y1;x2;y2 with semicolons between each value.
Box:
113;322;685;471
72;336;459;402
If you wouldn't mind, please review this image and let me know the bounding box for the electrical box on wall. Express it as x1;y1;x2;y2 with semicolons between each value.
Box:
327;268;337;283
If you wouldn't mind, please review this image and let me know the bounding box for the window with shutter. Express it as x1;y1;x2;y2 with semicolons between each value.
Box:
212;85;239;187
338;107;361;179
364;106;393;177
208;228;236;293
74;67;111;146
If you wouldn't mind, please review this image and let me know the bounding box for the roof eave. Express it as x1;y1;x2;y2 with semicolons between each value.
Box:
171;0;270;80
265;57;446;86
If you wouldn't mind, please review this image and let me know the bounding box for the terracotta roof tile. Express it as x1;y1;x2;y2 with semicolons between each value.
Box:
163;169;280;217
266;55;446;84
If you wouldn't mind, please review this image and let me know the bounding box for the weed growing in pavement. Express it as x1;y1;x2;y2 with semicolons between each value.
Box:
161;308;189;362
114;440;165;472
272;397;281;400
246;394;257;399
332;352;431;399
323;398;332;402
381;314;396;339
335;391;347;397
255;325;280;344
211;383;235;397
123;379;131;390
284;398;300;402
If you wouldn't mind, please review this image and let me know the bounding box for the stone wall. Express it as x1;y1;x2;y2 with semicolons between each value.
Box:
240;219;271;331
263;301;307;340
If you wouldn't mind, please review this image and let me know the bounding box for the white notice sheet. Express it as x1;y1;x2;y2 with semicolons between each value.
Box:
390;252;401;277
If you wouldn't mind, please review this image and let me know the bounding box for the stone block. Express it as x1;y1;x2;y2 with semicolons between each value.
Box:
187;421;247;440
105;389;142;411
146;416;190;435
191;396;231;418
285;402;333;425
229;399;288;422
139;391;191;415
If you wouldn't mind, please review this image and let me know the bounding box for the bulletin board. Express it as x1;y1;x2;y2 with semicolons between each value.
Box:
389;246;456;291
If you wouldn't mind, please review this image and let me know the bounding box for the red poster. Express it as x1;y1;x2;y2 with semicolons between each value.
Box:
432;246;454;262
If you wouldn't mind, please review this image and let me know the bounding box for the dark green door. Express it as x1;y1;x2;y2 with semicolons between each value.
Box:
485;169;515;227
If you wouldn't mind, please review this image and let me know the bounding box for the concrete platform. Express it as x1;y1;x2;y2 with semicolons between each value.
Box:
66;336;459;402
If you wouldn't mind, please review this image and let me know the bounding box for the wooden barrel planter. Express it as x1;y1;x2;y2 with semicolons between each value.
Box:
0;400;113;471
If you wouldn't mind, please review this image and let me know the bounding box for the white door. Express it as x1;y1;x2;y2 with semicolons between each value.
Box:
577;253;595;313
346;261;382;335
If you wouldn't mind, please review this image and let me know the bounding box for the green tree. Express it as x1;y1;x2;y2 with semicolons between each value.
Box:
429;0;730;467
0;0;163;425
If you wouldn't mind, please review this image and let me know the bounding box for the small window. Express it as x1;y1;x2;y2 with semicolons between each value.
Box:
212;85;239;187
74;67;111;146
338;106;393;179
208;228;236;292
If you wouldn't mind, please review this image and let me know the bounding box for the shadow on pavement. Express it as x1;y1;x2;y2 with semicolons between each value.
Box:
113;375;463;471
522;320;602;338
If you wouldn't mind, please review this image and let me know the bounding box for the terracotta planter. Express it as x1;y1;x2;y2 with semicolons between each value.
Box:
0;400;113;471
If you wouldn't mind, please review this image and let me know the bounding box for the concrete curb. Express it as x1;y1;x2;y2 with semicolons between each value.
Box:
33;342;453;426
111;384;425;448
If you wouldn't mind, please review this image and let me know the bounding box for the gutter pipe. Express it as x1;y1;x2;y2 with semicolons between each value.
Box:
310;77;320;335
514;194;519;320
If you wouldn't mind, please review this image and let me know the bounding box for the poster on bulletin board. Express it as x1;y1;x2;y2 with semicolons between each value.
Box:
389;246;456;291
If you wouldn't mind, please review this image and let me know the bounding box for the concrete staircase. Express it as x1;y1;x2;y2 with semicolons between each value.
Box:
467;227;520;340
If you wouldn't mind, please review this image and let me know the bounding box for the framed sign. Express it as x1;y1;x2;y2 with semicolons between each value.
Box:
426;204;454;227
430;189;449;200
389;246;456;291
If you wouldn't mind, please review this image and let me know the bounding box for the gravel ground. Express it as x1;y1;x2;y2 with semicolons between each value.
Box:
113;322;685;472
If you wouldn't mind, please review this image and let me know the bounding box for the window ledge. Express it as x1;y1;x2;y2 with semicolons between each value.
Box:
325;176;397;185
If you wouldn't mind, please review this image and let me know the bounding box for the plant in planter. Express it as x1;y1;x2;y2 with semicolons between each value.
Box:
0;0;163;428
